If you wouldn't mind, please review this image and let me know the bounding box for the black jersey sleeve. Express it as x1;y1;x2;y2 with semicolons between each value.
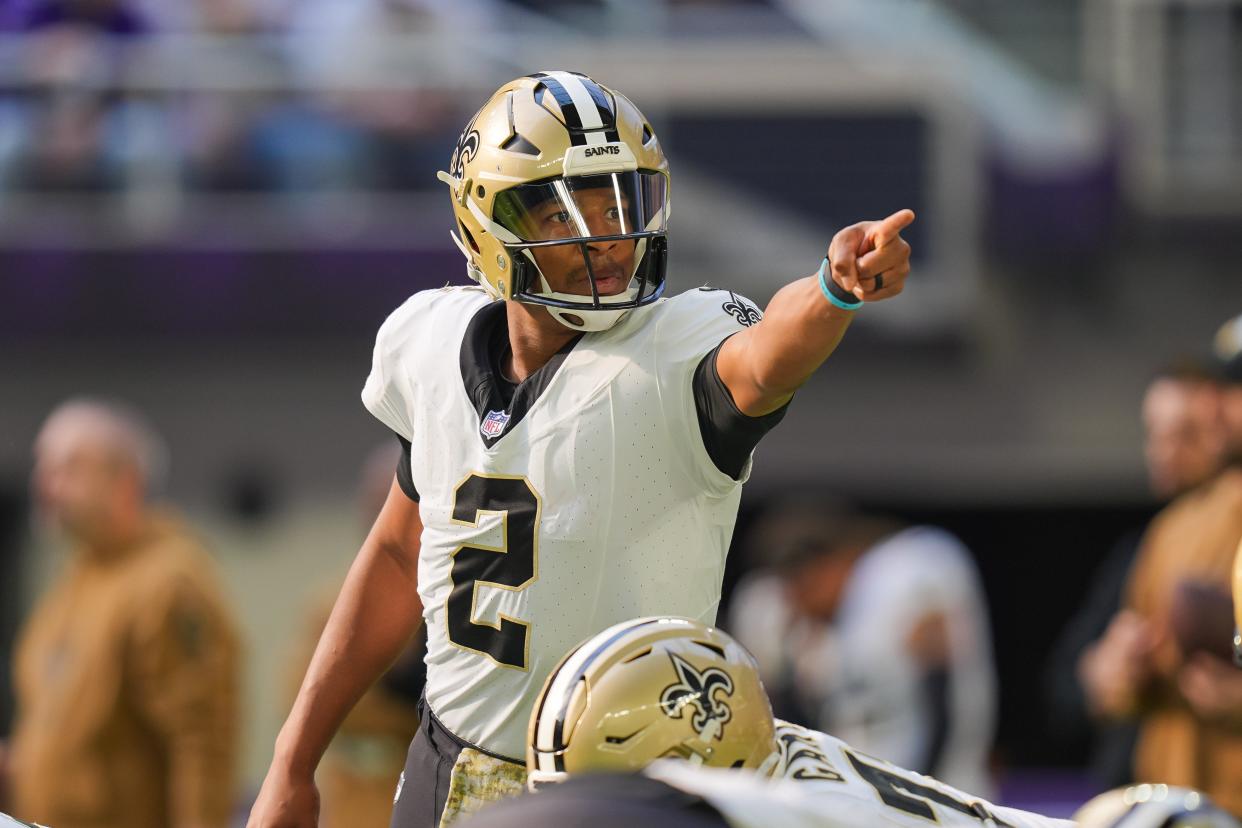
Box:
395;435;420;502
692;339;790;481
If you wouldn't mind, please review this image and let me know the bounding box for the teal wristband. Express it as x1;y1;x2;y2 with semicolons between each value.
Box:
817;258;862;310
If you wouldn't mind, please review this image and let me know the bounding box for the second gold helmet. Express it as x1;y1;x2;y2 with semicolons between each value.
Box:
1075;786;1239;828
527;616;778;789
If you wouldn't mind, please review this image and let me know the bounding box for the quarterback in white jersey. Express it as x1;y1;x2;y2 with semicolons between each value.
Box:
462;617;1067;828
364;281;765;759
248;70;915;828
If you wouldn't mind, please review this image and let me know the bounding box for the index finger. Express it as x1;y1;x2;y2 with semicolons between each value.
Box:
869;209;916;248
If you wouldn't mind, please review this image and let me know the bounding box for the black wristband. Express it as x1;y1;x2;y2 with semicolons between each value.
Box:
817;257;863;310
825;270;862;305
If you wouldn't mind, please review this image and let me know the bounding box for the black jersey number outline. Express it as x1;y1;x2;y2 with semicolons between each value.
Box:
777;727;845;782
846;751;1012;826
446;473;540;670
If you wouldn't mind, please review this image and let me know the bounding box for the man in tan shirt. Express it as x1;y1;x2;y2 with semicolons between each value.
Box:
1080;366;1242;814
2;400;240;828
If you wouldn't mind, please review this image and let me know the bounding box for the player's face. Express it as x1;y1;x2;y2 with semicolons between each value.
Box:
1142;378;1227;499
528;189;637;297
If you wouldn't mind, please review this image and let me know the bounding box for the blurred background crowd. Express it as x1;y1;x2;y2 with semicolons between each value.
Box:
1;0;1241;825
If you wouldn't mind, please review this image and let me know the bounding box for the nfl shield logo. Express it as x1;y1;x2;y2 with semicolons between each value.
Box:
480;409;510;439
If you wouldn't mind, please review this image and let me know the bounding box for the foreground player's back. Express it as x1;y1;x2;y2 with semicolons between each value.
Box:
456;759;1071;828
648;748;1072;828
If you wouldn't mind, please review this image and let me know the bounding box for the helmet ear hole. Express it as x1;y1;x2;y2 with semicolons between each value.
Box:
458;222;481;254
693;640;726;658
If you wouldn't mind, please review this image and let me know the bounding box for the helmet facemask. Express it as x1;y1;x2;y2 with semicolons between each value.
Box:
491;170;669;332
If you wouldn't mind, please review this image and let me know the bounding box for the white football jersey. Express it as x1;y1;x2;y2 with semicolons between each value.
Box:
645;720;1070;828
830;528;996;793
362;285;762;759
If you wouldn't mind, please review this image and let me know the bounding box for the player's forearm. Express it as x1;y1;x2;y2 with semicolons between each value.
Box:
273;535;423;777
724;276;853;415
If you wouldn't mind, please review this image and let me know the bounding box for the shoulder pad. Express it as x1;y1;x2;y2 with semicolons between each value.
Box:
664;286;763;329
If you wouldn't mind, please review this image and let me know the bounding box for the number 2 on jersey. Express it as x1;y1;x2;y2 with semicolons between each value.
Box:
447;474;540;670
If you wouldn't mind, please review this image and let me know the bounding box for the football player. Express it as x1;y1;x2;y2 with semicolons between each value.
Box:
247;71;914;828
459;776;1237;828
460;616;1069;828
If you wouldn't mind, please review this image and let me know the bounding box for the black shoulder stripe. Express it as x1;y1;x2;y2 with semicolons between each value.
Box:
394;435;420;502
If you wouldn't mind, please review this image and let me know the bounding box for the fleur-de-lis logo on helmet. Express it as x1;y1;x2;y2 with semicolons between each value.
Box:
659;653;735;742
449;126;480;181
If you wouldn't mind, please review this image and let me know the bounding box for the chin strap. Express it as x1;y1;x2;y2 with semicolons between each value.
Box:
525;769;568;793
524;258;639;332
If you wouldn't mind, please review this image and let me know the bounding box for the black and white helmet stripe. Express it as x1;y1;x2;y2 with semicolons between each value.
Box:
529;70;620;146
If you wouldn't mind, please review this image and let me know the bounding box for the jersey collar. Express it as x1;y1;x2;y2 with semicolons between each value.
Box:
459;301;583;448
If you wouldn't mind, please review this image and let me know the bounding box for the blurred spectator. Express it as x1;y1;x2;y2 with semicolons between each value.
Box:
1079;354;1242;814
19;0;149;37
268;0;497;191
1142;362;1231;499
2;399;240;828
285;440;423;828
175;0;286;191
0;27;124;192
141;0;278;32
0;20;171;195
1046;361;1228;787
729;503;996;795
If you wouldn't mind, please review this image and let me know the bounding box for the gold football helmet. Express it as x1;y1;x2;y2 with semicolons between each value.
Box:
526;617;778;789
1074;786;1239;828
437;71;670;332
